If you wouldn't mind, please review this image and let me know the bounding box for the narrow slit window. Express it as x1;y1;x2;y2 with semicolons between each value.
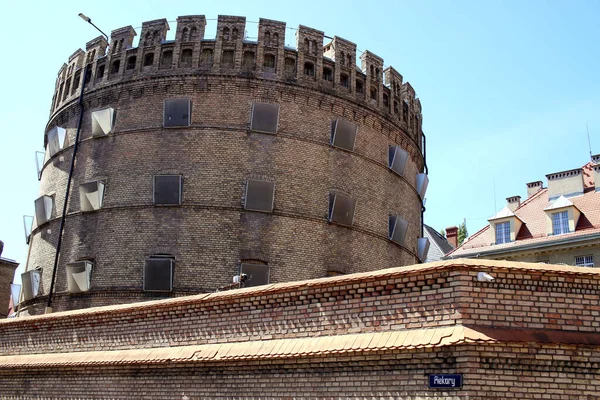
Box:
328;193;356;227
250;102;279;134
284;57;296;75
144;53;154;67
388;146;409;176
356;80;364;94
91;107;116;137
245;179;275;213
180;49;193;67
154;175;183;205
110;60;120;74
222;50;235;67
330;119;358;151
264;53;276;71
304;62;314;77
126;56;137;70
340;73;349;88
201;49;214;66
143;257;175;292
164;98;191;127
160;50;173;69
243;51;255;69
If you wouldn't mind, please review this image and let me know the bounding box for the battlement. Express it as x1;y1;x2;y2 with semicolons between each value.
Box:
50;15;423;136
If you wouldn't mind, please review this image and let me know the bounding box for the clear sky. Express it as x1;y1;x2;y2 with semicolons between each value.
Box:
1;0;599;281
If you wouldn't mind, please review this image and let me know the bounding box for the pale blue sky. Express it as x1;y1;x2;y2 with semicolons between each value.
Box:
1;0;599;278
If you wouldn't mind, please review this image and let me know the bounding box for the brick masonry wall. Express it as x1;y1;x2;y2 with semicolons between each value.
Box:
3;260;600;398
3;260;600;355
2;345;600;399
0;259;18;318
25;53;425;314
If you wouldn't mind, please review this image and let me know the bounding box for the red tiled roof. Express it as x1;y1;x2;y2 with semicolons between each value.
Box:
448;173;600;257
3;325;599;368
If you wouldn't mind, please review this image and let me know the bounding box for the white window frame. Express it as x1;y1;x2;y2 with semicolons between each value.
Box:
552;211;569;235
575;255;594;267
495;221;511;244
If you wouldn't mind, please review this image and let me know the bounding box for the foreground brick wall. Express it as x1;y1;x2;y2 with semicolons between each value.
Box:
3;259;600;398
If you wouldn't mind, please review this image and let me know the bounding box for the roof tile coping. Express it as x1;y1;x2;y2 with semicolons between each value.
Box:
5;258;600;327
3;324;600;369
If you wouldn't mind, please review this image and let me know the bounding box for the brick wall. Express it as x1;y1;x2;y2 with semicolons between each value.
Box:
3;259;600;398
0;258;18;318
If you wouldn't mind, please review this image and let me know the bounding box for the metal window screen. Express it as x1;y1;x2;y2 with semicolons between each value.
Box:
241;263;270;288
416;173;429;199
91;107;115;136
66;261;93;293
35;151;45;180
330;119;357;151
154;175;182;205
47;127;67;157
23;215;33;244
389;215;408;245
79;181;105;212
143;258;174;292
417;237;430;262
163;99;191;127
388;146;409;176
250;103;279;134
245;180;275;212
34;196;53;226
21;270;41;301
328;193;356;226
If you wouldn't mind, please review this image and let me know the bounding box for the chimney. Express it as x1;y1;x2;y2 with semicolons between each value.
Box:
526;181;543;198
446;226;458;248
546;168;584;201
506;196;521;212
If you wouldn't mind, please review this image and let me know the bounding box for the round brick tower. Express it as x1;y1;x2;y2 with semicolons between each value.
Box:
21;15;428;315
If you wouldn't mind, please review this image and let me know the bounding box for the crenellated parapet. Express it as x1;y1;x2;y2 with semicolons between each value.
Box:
50;15;424;146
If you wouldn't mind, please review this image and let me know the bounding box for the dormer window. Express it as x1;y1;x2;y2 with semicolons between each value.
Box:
488;206;523;245
552;211;569;235
543;195;580;236
495;221;510;244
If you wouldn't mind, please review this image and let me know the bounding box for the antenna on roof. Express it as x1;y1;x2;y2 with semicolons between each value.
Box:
587;123;593;161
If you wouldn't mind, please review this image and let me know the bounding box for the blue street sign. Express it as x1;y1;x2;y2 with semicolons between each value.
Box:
428;374;463;389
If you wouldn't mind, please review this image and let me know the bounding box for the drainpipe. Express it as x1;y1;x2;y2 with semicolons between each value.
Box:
45;66;89;314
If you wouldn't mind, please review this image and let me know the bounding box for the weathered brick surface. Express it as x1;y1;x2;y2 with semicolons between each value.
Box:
3;260;600;398
24;16;426;315
0;257;18;318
